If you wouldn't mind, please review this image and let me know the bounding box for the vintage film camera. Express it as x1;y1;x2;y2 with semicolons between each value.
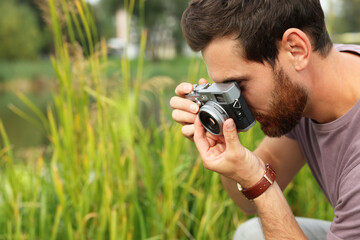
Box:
185;82;256;135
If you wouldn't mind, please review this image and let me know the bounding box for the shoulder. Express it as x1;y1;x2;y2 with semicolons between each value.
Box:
334;43;360;55
285;117;312;140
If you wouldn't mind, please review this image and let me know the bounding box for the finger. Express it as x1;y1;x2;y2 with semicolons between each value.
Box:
175;82;194;97
198;78;208;85
172;109;197;124
193;116;210;153
206;131;225;147
169;96;199;114
222;119;243;152
181;124;195;141
207;132;217;147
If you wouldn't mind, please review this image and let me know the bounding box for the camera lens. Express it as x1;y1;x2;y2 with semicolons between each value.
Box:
199;102;229;135
199;111;221;134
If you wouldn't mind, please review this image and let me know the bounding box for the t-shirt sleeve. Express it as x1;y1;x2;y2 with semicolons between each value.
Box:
327;163;360;240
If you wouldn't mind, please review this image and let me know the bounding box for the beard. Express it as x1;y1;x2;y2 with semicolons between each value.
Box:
254;66;308;137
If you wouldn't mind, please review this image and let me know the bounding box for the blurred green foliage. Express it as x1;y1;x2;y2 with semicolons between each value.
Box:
334;0;360;33
0;59;55;82
0;0;339;238
0;0;44;60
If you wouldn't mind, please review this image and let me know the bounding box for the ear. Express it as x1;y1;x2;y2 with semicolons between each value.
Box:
280;28;312;71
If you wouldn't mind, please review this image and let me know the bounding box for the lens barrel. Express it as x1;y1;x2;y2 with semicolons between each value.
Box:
199;102;228;135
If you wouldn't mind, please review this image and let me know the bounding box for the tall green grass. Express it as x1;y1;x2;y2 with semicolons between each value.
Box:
0;0;333;239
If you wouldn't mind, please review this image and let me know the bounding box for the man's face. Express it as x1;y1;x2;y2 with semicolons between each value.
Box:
202;35;308;137
254;66;308;137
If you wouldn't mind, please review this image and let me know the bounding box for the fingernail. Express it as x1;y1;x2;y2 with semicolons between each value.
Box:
226;120;235;131
190;104;199;113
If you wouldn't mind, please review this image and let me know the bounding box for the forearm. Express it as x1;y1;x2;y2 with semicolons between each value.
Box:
221;175;257;215
220;145;271;215
223;173;307;239
221;162;307;239
254;182;307;239
221;136;305;216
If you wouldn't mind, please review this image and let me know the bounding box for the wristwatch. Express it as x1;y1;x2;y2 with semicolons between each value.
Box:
237;163;276;200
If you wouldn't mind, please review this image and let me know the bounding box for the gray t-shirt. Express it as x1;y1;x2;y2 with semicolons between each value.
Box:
286;44;360;240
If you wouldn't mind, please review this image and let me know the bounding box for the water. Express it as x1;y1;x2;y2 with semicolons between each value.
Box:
0;91;51;149
0;59;55;149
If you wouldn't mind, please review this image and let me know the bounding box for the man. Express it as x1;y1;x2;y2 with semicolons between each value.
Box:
170;0;360;239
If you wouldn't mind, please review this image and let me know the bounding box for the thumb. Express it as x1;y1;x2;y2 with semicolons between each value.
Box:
223;119;242;150
198;78;208;85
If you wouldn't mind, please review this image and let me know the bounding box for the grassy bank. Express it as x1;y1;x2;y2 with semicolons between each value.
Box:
0;56;205;84
0;59;55;84
0;56;208;149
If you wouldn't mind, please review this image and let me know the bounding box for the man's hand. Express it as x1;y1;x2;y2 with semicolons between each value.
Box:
193;116;265;188
170;79;208;140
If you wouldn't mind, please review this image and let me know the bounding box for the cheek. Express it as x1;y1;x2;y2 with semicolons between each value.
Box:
244;86;272;111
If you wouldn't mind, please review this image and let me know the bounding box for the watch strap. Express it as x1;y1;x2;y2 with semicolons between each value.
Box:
237;163;276;200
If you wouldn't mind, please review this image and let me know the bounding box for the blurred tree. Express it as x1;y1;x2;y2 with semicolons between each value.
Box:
19;0;47;28
334;0;360;34
22;0;53;55
0;0;43;60
99;0;189;59
162;0;190;54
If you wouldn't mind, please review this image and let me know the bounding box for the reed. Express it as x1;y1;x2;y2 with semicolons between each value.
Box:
0;0;333;239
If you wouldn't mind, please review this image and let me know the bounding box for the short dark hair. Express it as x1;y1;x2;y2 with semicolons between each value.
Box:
181;0;333;65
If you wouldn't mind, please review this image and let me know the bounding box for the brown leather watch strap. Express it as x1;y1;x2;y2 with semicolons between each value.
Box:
237;163;276;200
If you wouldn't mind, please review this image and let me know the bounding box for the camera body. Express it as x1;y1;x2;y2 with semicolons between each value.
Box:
185;82;255;135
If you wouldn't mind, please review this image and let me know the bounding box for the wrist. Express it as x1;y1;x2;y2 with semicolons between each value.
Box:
237;160;266;189
237;163;276;200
